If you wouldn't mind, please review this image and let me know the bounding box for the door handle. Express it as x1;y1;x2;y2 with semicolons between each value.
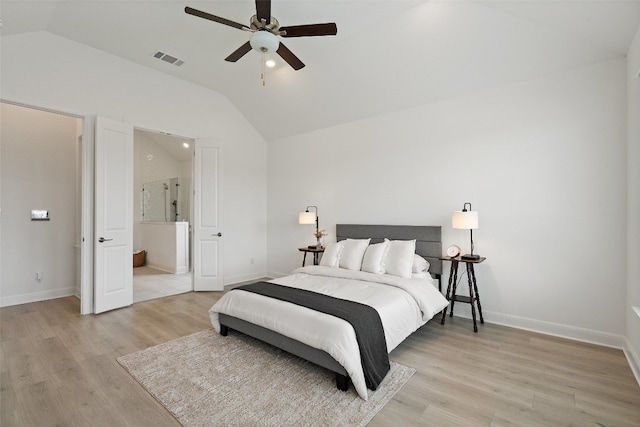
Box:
213;232;222;237
98;237;113;243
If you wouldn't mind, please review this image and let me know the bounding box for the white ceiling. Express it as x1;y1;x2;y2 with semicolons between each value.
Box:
135;129;194;162
2;1;639;141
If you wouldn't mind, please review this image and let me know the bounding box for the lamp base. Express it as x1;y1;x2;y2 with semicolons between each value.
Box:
308;245;321;249
461;254;480;261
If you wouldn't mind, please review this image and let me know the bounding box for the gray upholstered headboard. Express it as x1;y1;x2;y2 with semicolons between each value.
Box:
335;224;442;277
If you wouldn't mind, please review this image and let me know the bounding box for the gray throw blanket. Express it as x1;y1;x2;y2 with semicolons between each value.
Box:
235;281;390;390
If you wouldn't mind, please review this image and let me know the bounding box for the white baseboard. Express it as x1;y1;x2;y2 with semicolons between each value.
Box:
624;338;640;387
448;308;639;387
448;309;638;388
0;287;76;308
266;270;288;279
452;308;626;348
477;310;627;349
144;262;188;274
224;272;271;287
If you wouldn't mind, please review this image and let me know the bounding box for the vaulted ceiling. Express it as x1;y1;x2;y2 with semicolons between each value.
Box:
2;1;639;141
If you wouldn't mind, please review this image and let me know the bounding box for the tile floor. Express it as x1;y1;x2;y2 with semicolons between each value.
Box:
133;266;192;303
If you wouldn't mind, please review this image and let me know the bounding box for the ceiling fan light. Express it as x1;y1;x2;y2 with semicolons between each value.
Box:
250;30;279;53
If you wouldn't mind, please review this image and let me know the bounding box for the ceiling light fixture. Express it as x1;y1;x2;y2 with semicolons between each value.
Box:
265;59;276;68
250;30;279;53
250;30;280;86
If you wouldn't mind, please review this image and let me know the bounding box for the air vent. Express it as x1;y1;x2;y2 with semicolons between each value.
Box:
153;51;185;67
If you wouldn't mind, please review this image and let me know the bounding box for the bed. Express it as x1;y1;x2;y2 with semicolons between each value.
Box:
209;224;448;400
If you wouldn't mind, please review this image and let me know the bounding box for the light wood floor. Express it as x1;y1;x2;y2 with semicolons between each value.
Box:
2;293;639;426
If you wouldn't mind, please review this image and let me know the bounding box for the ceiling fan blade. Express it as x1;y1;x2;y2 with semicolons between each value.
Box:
225;41;253;62
280;23;337;37
185;6;250;31
255;0;271;25
276;43;305;70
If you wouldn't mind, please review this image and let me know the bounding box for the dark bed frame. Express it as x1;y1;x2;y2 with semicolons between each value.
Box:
219;224;442;392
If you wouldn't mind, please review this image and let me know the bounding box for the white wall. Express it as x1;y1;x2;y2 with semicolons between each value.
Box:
1;31;269;287
0;103;80;305
626;28;640;379
268;58;627;347
135;132;183;193
140;222;189;274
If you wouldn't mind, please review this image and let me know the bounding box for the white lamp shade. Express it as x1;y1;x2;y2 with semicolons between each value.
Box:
299;211;316;225
452;210;479;229
250;30;279;53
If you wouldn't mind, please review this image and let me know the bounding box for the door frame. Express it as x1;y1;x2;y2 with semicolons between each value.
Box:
80;115;95;314
133;126;196;293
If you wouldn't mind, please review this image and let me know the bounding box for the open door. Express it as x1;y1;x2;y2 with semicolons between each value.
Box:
193;139;223;291
94;117;133;313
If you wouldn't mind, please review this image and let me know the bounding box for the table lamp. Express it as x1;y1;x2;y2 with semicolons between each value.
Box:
299;205;321;248
452;202;480;260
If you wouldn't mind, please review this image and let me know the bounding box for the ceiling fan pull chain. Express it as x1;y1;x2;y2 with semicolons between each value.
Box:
261;52;267;86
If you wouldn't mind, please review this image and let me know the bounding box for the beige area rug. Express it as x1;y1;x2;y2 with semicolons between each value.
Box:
117;329;415;427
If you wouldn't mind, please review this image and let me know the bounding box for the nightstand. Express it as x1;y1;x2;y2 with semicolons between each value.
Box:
439;256;486;332
298;247;324;267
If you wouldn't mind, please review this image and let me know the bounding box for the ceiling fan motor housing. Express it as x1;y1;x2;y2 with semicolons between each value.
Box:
250;30;279;53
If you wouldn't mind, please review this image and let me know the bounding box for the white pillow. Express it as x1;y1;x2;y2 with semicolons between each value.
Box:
319;241;345;268
361;240;390;274
339;238;371;270
412;254;430;273
385;239;416;278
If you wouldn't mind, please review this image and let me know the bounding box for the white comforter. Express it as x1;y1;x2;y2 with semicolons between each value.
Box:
209;266;449;400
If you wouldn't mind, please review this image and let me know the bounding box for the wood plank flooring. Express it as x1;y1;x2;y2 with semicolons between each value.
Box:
2;293;639;426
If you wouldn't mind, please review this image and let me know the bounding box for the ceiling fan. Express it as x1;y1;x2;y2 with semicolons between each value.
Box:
185;0;337;70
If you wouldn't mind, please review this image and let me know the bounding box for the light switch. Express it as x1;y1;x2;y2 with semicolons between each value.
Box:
31;210;50;221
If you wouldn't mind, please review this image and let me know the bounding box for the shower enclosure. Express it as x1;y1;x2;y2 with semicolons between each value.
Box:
142;177;190;222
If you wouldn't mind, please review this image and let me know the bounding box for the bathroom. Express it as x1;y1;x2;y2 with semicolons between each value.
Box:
133;129;193;303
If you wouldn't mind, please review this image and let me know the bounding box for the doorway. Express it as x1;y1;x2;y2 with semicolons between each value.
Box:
132;129;194;303
0;102;83;307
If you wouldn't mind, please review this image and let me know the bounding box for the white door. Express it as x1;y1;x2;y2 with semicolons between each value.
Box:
193;139;223;291
94;117;133;313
